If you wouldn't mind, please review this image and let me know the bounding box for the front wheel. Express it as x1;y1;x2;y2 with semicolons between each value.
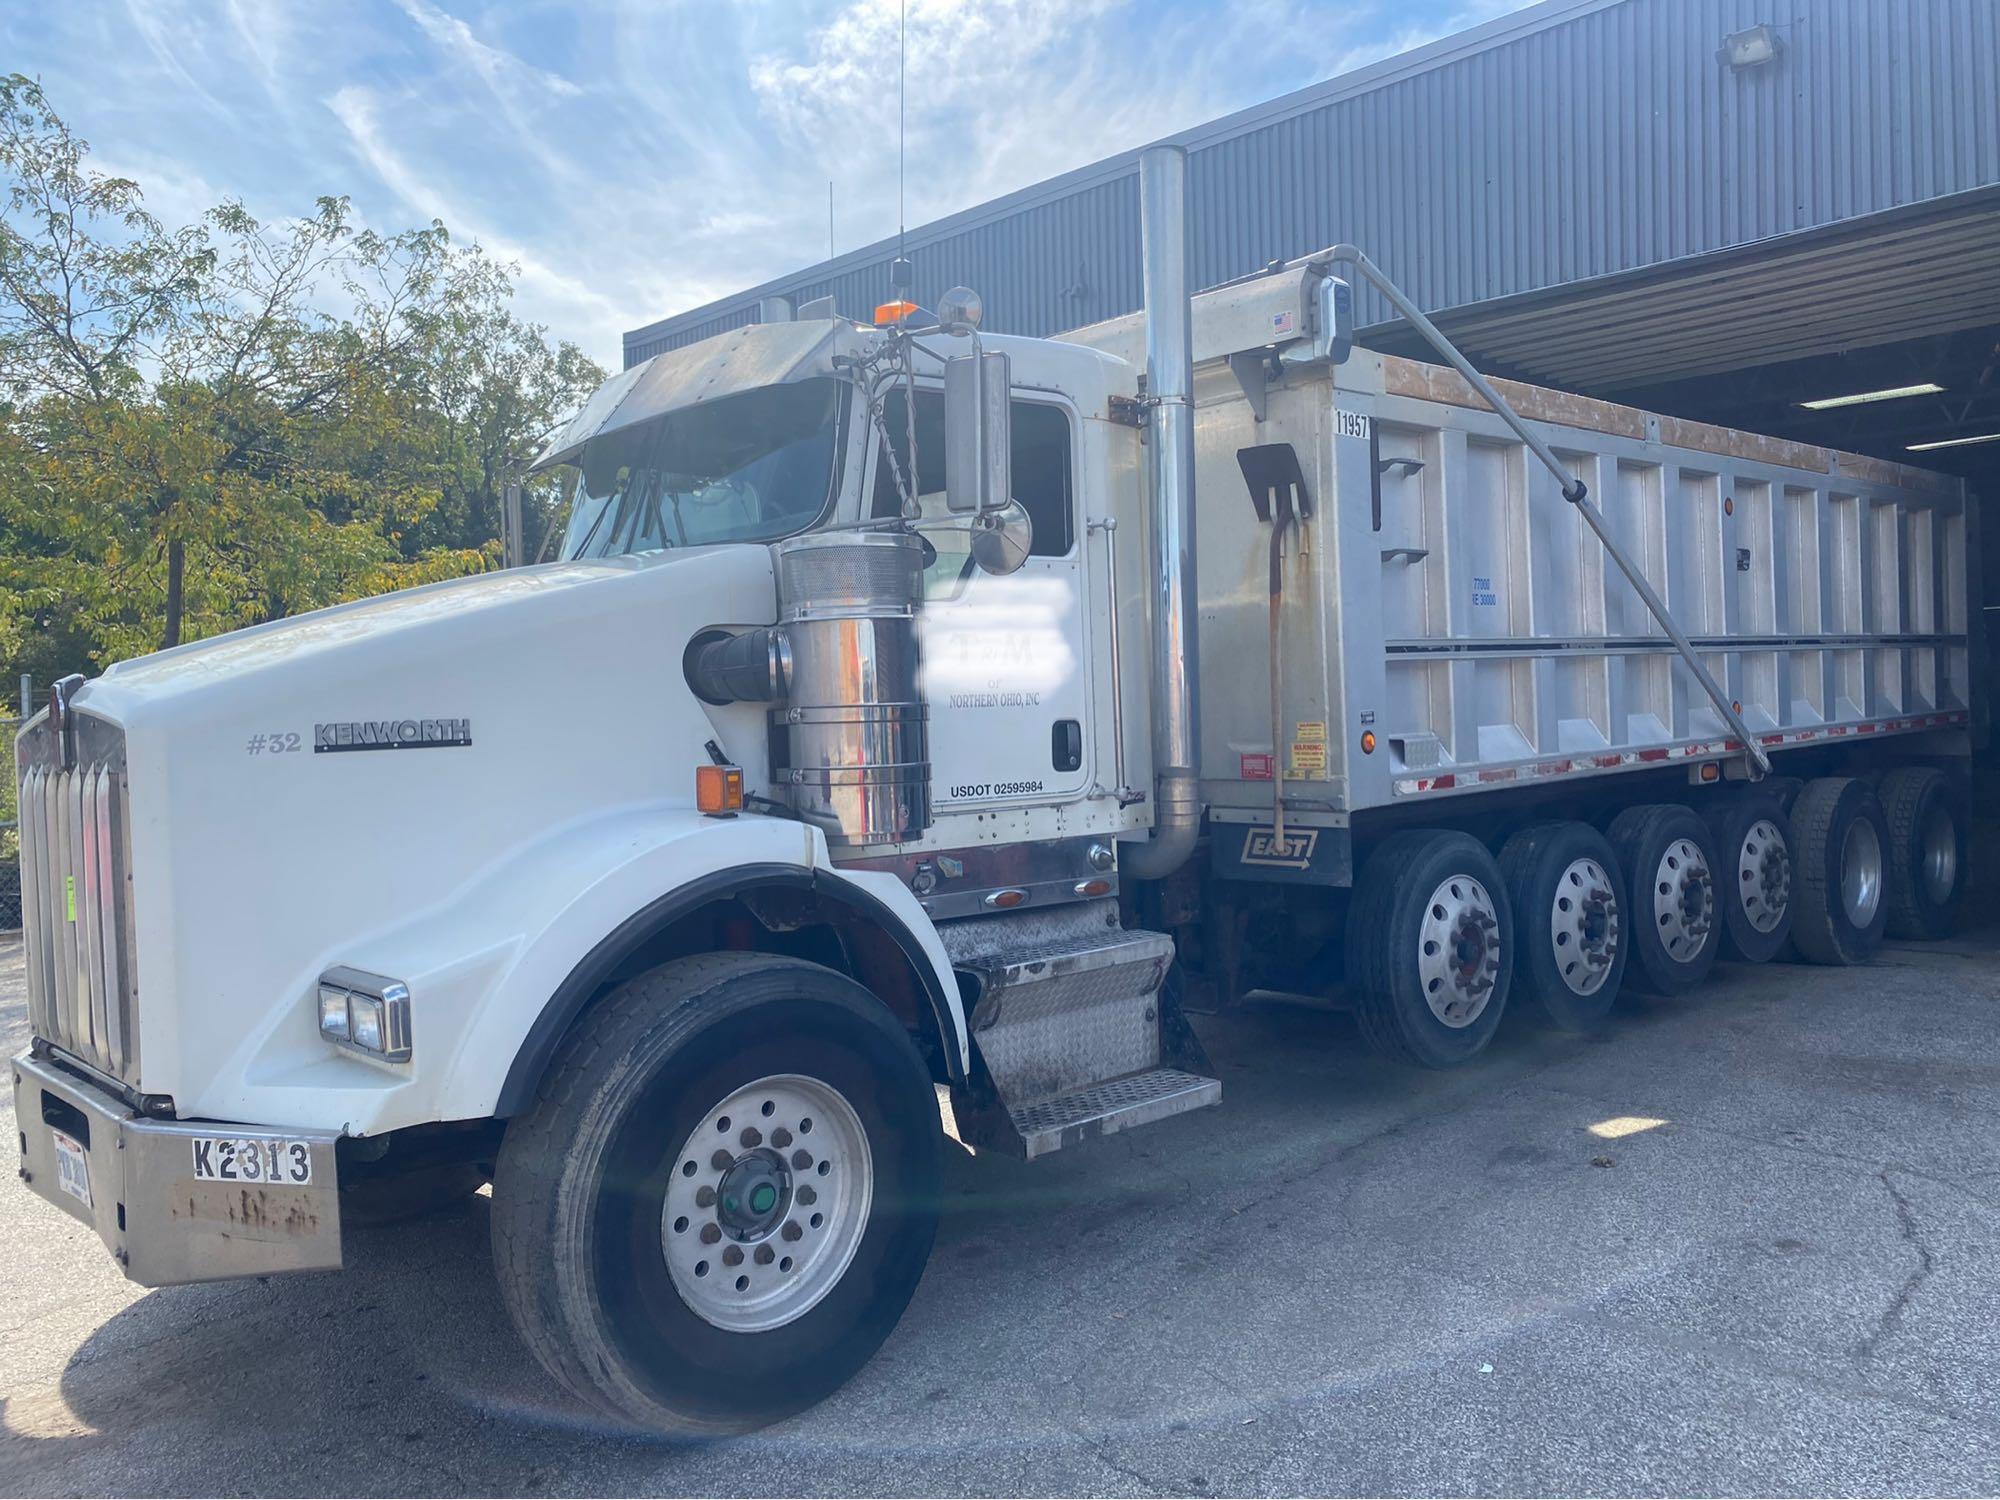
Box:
491;953;942;1435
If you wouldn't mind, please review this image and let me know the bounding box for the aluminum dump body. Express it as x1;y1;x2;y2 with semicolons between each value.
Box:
1063;271;1980;826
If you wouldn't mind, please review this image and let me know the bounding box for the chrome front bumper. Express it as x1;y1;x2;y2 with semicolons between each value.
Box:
12;1051;344;1287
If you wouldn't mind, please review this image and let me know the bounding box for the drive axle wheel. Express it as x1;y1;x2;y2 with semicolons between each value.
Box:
1877;766;1966;940
1498;822;1626;1031
492;953;940;1436
1347;829;1513;1067
1704;792;1793;963
1789;777;1890;965
1606;804;1722;995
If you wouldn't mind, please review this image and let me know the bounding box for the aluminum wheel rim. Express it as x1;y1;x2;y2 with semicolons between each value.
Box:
1736;818;1790;935
661;1073;873;1334
1652;837;1714;961
1550;856;1619;997
1417;874;1502;1027
1840;817;1884;928
1920;803;1958;906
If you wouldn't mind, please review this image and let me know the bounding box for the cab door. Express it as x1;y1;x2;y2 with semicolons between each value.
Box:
868;385;1094;809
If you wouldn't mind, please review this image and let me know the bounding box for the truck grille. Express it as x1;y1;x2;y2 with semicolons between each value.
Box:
15;710;139;1085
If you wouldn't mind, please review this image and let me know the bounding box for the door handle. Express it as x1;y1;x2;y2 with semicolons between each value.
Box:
1051;719;1083;773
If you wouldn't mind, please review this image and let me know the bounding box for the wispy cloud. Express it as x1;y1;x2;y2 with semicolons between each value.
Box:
5;0;1541;365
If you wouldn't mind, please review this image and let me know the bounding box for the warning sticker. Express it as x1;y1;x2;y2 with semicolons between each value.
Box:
1294;721;1327;744
1239;752;1274;781
1289;741;1328;778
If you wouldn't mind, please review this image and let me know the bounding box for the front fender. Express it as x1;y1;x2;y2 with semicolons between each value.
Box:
228;807;965;1135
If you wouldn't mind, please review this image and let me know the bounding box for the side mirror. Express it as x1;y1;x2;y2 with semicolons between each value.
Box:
943;349;1011;514
970;498;1033;576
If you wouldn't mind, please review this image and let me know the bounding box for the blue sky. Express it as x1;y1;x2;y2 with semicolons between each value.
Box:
7;0;1536;367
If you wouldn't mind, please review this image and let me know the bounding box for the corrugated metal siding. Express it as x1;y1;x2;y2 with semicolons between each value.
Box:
625;0;2000;367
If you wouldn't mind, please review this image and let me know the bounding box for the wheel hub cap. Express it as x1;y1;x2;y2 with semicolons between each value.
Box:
1737;818;1790;935
1920;803;1957;906
661;1073;874;1334
1653;838;1715;961
715;1150;790;1239
1417;875;1502;1028
1550;856;1619;996
1840;816;1883;927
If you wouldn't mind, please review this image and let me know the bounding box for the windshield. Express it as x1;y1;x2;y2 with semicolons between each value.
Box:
562;378;847;558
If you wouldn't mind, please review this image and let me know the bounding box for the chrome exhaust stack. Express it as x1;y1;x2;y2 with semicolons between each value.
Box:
1122;143;1201;880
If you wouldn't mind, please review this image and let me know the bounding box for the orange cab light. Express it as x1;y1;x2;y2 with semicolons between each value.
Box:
874;298;920;326
697;762;745;815
1360;730;1377;754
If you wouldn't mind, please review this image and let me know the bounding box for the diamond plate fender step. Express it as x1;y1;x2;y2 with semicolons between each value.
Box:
1005;1068;1221;1160
940;901;1221;1158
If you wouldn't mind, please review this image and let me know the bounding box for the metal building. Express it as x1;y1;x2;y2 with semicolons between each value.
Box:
624;0;2000;497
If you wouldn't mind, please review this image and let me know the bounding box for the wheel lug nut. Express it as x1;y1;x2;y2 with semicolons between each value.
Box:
754;1245;775;1265
711;1150;733;1171
791;1149;812;1170
781;1221;803;1242
700;1222;722;1245
695;1185;717;1208
740;1126;762;1147
722;1245;744;1267
796;1185;817;1206
771;1127;793;1148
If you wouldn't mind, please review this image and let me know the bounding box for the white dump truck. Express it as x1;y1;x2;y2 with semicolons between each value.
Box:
12;147;1981;1433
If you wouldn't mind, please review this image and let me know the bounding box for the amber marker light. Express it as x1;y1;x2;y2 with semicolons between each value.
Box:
1360;730;1377;754
697;763;744;815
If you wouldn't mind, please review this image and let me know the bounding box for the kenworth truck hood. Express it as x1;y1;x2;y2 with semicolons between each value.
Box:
59;545;783;1114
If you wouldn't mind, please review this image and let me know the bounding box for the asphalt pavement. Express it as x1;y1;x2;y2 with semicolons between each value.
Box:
2;890;1998;1496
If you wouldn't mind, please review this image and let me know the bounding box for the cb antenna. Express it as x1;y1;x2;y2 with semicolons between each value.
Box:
891;0;912;306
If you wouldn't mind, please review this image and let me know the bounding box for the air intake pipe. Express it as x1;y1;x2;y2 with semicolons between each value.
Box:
1122;143;1201;880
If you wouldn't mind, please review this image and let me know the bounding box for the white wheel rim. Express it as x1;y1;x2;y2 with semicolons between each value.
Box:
1841;817;1884;928
1920;802;1957;906
661;1073;874;1334
1417;874;1503;1027
1550;856;1619;996
1652;837;1715;961
1737;818;1790;935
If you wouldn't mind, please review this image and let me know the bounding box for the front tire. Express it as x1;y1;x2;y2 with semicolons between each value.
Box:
1347;830;1513;1067
491;953;942;1435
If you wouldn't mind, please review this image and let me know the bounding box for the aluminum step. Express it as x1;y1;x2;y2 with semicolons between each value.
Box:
1008;1068;1221;1160
941;901;1221;1158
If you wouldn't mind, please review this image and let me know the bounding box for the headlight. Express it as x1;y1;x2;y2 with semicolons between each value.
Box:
317;967;412;1064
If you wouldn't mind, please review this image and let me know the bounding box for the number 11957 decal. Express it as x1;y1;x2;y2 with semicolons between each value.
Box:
191;1137;313;1185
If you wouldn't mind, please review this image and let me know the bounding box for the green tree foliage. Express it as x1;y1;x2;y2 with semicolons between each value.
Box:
0;74;603;694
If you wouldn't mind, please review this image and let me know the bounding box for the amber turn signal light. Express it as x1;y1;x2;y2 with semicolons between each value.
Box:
1360;730;1377;754
697;762;745;815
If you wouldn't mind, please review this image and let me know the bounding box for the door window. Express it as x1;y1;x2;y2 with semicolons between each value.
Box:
870;388;1075;595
